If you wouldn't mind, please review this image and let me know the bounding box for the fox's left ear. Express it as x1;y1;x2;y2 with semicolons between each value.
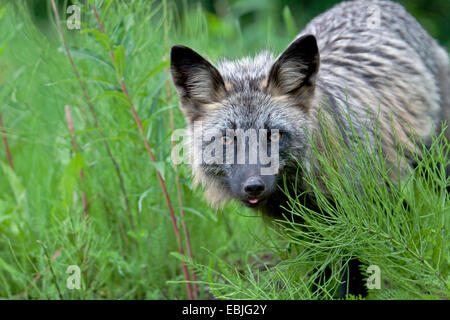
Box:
170;45;227;122
266;34;319;105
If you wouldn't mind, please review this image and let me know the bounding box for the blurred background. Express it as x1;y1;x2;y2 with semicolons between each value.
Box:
25;0;450;52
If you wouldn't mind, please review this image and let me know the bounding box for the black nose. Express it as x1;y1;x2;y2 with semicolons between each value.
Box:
243;177;265;197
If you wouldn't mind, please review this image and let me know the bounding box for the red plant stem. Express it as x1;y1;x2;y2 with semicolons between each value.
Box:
65;105;89;217
0;112;14;171
91;5;194;300
162;0;199;299
166;72;199;298
50;0;134;230
169;111;199;299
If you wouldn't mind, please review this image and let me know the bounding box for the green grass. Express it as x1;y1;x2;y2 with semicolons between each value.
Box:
0;0;448;300
176;109;449;300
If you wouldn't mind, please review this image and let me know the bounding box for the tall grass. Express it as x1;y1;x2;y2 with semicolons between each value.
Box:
0;0;273;299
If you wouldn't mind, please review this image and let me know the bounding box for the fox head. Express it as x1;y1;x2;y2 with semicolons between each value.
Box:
170;35;320;211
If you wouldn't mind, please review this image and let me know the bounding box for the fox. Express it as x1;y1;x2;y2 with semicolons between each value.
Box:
170;0;449;298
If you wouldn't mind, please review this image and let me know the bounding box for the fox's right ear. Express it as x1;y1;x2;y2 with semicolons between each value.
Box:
170;45;226;122
266;34;320;108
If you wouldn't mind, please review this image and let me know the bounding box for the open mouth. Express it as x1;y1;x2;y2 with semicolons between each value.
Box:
242;197;266;208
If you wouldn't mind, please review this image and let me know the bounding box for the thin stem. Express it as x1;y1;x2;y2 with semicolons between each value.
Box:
16;249;61;299
37;242;63;300
65;105;89;218
363;226;445;285
91;4;194;300
50;0;134;230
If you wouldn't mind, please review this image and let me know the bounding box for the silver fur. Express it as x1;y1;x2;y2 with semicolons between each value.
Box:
171;0;449;211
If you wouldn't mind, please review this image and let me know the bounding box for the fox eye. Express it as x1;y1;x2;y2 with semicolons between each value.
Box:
269;131;281;142
221;135;233;145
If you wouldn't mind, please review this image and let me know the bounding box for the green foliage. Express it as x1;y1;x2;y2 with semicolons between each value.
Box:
282;6;297;40
0;0;448;300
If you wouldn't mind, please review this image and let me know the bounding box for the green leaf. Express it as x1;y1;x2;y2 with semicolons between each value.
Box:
114;45;126;77
282;6;298;39
137;187;158;213
0;256;17;275
206;12;236;38
144;104;176;123
0;199;13;219
1;162;26;209
181;206;217;222
0;43;6;57
170;251;189;264
58;153;84;208
44;77;117;88
103;0;114;13
81;28;112;51
92;90;130;107
133;60;170;99
208;258;214;283
0;6;6;21
62;46;114;71
149;161;166;181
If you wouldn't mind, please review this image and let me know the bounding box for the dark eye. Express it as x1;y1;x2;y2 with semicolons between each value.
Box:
269;131;281;142
221;135;233;145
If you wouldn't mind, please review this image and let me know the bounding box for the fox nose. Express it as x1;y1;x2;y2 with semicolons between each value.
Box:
243;177;265;197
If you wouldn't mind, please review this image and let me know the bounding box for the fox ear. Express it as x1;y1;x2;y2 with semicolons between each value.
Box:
170;45;226;122
266;35;319;105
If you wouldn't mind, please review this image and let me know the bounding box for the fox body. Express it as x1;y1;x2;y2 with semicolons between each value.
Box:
171;0;449;215
170;0;449;296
